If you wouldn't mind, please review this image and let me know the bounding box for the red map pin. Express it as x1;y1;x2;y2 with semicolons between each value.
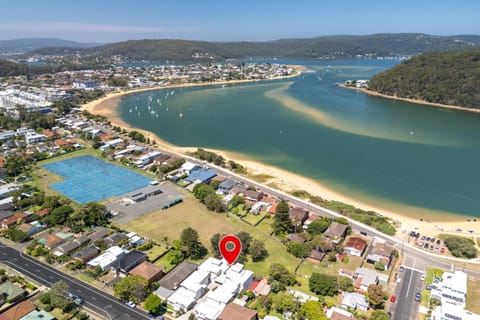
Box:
219;235;242;265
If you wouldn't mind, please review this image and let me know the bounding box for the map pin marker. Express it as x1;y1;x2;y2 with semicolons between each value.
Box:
219;235;242;265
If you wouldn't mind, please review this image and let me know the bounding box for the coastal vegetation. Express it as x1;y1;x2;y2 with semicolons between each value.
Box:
439;234;478;258
368;50;480;109
28;34;480;62
289;190;396;235
188;148;225;166
0;59;97;77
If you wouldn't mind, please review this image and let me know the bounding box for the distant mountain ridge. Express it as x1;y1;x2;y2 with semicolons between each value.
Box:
368;50;480;109
0;38;101;53
28;33;480;61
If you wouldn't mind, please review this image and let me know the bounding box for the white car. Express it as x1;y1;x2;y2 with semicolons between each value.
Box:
420;274;425;281
126;301;136;308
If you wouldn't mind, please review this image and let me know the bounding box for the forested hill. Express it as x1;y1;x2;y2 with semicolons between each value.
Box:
368;50;480;109
30;33;480;61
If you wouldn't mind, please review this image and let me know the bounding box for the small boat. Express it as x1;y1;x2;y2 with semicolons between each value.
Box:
129;109;132;113
179;112;183;118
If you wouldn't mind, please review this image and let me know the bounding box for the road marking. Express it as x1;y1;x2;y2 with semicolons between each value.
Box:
91;296;97;301
406;258;416;298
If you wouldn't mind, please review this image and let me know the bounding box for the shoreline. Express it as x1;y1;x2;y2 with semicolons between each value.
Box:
342;85;480;114
83;74;480;239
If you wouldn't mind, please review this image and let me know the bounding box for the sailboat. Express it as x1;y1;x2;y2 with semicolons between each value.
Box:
179;112;184;118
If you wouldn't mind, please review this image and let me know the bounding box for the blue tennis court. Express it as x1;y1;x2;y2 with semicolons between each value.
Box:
43;155;153;204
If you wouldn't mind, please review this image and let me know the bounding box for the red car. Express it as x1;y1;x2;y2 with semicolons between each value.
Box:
440;247;445;254
390;295;396;303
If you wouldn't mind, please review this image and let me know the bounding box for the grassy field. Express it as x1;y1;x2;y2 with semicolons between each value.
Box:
242;212;267;226
120;192;299;277
467;278;480;313
154;250;178;273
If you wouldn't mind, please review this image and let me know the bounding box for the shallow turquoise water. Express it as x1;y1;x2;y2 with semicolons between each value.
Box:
117;59;480;218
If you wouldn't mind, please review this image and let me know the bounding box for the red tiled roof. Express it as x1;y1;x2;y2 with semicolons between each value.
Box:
129;261;164;282
218;303;257;320
1;212;27;227
46;234;63;247
35;208;50;217
248;280;259;291
1;301;35;320
344;237;368;252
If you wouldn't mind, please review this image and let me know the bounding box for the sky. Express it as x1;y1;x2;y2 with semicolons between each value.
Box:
0;0;479;43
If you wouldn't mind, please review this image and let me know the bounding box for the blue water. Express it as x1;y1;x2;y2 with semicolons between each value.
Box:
116;58;480;219
43;155;153;204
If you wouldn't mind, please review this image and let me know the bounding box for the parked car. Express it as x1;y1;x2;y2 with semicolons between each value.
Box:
126;301;136;308
415;292;421;302
420;274;426;281
440;247;445;254
360;231;368;236
390;295;397;303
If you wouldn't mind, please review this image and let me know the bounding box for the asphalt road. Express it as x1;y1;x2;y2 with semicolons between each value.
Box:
0;243;150;320
390;268;422;320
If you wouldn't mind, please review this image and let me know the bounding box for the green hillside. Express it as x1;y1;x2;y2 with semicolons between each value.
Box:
368;50;480;109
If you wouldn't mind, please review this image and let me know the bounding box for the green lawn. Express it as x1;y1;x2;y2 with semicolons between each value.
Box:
242;212;267;226
154;250;177;273
144;245;169;262
256;216;274;234
121;193;299;277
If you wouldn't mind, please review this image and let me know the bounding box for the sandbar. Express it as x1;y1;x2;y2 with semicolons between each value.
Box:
83;72;480;241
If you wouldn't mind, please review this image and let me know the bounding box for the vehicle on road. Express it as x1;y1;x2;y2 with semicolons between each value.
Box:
390;295;396;303
420;274;426;281
415;292;421;302
440;247;445;254
399;266;404;272
126;301;136;308
360;231;368;236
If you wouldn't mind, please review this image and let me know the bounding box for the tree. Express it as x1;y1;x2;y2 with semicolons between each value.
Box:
144;293;163;314
272;291;298;314
370;309;390;320
338;276;355;292
204;194;226;212
50;281;70;309
228;195;245;209
287;242;310;258
167;250;185;265
192;183;215;202
367;284;386;309
297;300;327;320
268;263;297;293
210;233;225;259
80;202;109;227
5;228;29;242
309;273;338;296
272;200;293;235
113;275;148;302
307;218;331;235
236;231;252;253
180;227;203;259
249;239;268;261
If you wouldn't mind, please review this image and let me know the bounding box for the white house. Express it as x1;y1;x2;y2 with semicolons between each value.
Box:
87;246;125;271
25;132;47;144
197;257;229;280
341;292;369;311
431;271;467;307
179;161;200;175
194;299;225;320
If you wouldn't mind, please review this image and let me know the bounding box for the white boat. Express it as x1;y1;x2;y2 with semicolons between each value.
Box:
179;112;183;118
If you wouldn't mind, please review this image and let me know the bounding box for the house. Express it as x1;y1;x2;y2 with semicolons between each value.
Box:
338;268;355;279
168;270;210;312
1;212;28;229
343;237;368;257
184;169;217;184
0;281;27;303
287;233;306;243
218;303;258;320
154;286;173;301
252;278;271;296
179;162;200;175
353;268;379;291
87;246;125;271
118;250;147;273
307;249;326;263
194;299;225;320
431;271;468;308
326;307;355;320
17;222;43;236
54;233;91;256
289;207;309;227
18;309;55;320
341;292;369;311
104;232;128;247
158;260;198;291
366;241;393;270
44;234;64;249
217;179;236;194
129;261;165;284
323;222;348;244
244;190;263;202
1;301;36;320
72;246;100;263
86;226;109;243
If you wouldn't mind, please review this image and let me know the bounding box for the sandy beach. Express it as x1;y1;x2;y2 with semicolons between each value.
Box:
83;74;480;241
343;85;480;114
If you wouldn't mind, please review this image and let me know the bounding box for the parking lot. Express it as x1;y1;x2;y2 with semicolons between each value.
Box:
409;231;446;254
107;182;184;224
